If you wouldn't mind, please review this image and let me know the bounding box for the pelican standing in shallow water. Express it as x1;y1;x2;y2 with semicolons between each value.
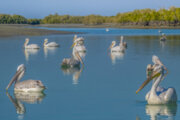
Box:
109;41;125;52
6;64;45;92
136;55;177;104
24;38;40;49
43;38;59;47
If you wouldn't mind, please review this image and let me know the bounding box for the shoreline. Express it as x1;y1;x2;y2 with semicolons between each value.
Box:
35;23;180;29
0;24;77;38
0;24;180;38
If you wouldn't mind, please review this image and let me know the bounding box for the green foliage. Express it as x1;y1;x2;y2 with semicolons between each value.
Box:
0;14;40;24
0;7;180;26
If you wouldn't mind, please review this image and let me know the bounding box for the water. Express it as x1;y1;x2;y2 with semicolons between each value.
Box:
0;28;180;120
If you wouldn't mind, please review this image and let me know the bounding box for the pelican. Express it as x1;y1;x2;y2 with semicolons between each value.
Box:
109;41;125;52
24;38;40;49
61;48;84;68
43;38;59;47
6;64;46;92
136;55;177;104
160;33;166;41
106;28;109;32
119;36;127;48
72;41;86;52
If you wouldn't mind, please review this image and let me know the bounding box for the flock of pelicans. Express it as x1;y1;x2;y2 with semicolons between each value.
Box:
6;32;177;107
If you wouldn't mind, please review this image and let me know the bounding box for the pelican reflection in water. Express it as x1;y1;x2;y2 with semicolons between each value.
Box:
110;52;125;64
6;64;46;92
44;47;58;58
7;92;45;119
61;48;84;68
61;66;84;84
146;104;177;120
136;55;177;104
24;49;39;61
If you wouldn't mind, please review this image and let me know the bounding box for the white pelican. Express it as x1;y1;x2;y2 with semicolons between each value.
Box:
109;41;125;52
43;38;59;47
106;28;109;32
61;48;84;68
160;33;166;41
24;38;40;49
6;64;46;92
136;55;177;104
72;41;86;52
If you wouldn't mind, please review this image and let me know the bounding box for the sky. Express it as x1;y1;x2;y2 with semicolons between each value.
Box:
0;0;180;18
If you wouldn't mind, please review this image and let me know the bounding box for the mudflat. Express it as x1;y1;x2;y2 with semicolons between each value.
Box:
0;24;76;37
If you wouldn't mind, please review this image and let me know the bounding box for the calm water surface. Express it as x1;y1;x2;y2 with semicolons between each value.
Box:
0;28;180;120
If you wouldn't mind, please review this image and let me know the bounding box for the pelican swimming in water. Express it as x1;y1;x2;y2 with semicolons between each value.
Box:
24;38;40;49
109;41;125;52
6;64;46;92
160;33;167;41
61;48;84;68
136;55;177;104
43;38;59;47
106;28;109;32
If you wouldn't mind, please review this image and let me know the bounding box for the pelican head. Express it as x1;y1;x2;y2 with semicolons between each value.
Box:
24;38;29;47
44;38;48;46
17;64;25;72
146;64;153;78
152;55;163;66
136;62;163;94
109;41;116;49
6;64;26;90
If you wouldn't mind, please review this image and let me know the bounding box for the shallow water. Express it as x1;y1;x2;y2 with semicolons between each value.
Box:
0;28;180;120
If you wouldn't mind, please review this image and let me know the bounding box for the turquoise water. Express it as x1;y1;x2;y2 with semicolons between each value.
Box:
0;28;180;120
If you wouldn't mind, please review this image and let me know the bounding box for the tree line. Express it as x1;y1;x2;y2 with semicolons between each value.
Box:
0;7;180;26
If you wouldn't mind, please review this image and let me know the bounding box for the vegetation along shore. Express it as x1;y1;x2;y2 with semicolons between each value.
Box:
0;7;180;27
